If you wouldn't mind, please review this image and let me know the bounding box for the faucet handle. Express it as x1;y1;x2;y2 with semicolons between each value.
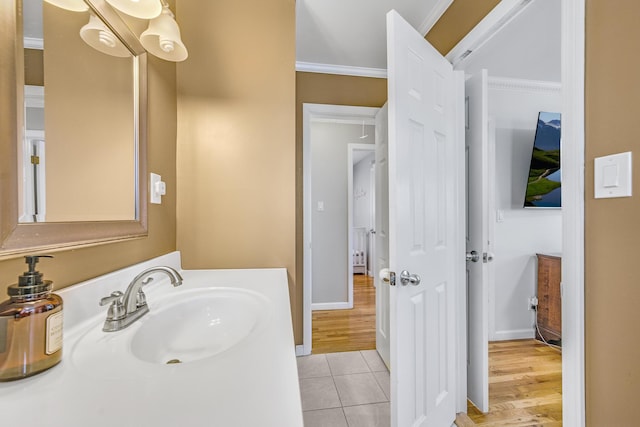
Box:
100;291;126;321
100;290;123;306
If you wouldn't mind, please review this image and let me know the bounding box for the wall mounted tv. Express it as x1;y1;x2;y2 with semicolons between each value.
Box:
524;111;561;208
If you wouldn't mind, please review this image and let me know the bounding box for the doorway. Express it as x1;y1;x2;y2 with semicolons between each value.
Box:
302;104;380;355
453;0;583;424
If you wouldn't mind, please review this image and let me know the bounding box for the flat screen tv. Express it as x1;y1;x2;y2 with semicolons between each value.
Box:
524;111;561;208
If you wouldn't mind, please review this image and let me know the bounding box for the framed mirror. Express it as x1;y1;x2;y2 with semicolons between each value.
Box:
0;0;148;259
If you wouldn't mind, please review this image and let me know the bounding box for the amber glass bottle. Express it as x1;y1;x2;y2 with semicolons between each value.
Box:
0;256;63;381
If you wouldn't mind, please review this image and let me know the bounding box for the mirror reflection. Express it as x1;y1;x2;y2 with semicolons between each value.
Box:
20;0;137;223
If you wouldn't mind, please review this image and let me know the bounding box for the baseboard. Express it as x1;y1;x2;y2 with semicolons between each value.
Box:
295;345;308;357
312;302;352;311
492;329;535;341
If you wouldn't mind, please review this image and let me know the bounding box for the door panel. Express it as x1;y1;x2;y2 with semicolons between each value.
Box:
386;10;462;427
465;70;490;413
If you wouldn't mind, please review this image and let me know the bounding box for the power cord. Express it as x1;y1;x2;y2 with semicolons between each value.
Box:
532;305;562;352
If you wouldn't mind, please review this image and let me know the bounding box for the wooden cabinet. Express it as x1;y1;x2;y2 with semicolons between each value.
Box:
536;254;561;343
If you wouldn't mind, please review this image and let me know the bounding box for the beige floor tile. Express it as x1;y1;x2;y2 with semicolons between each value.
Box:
299;377;342;411
372;370;390;400
360;350;388;372
297;354;331;379
303;408;348;427
333;373;387;407
343;402;390;427
326;351;370;376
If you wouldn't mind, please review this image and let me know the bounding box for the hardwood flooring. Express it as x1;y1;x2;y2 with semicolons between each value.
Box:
312;278;562;426
457;339;562;426
311;274;376;354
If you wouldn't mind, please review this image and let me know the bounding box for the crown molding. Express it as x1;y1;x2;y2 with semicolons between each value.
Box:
24;37;43;50
488;76;561;93
295;61;387;79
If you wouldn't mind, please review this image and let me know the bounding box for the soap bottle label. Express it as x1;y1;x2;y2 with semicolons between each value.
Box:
45;311;63;355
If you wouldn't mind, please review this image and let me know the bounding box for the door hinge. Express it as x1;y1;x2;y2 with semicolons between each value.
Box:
31;155;40;165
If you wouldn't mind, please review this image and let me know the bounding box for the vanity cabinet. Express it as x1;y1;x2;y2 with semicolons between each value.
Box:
536;253;561;343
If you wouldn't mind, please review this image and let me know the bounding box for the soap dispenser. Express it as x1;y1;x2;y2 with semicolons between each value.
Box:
0;255;63;381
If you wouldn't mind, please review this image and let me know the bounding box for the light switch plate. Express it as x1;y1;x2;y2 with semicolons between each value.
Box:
150;173;165;204
594;152;632;199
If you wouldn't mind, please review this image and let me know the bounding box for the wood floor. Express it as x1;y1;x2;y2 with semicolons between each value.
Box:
312;277;562;426
457;340;562;426
311;274;376;354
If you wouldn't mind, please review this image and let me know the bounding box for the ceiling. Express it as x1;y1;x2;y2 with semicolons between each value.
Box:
295;0;452;75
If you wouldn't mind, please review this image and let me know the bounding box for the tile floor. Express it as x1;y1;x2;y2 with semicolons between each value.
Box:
297;350;390;427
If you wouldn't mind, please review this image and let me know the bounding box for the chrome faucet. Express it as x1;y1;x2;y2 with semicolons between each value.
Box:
99;266;183;332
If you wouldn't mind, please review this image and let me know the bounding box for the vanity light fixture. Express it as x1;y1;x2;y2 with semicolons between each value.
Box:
139;4;188;62
104;0;162;20
43;0;88;12
79;13;130;57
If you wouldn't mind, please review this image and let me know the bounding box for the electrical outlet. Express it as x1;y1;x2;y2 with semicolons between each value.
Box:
528;296;538;310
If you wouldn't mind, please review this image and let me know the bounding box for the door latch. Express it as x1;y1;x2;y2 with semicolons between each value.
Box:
379;268;396;286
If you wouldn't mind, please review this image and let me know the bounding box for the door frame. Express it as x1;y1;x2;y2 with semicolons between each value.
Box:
301;103;380;355
448;0;586;424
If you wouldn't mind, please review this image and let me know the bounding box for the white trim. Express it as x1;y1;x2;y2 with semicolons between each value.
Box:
24;37;43;50
561;0;586;425
452;70;468;414
417;0;454;35
312;302;352;311
303;104;380;356
24;85;44;109
493;329;535;341
446;0;534;68
488;76;562;93
296;61;387;79
295;345;307;356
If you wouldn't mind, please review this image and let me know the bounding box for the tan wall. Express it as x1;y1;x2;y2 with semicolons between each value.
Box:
24;48;43;86
425;0;500;55
0;18;177;298
295;72;387;342
175;0;297;334
44;4;134;222
584;1;640;424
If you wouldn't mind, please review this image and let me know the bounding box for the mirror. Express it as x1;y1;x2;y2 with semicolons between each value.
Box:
0;0;148;258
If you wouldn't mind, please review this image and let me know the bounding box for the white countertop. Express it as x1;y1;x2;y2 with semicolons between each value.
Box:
0;252;303;427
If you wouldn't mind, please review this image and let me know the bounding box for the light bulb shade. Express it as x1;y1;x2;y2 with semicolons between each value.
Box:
140;8;188;62
44;0;89;12
80;14;130;58
105;0;162;19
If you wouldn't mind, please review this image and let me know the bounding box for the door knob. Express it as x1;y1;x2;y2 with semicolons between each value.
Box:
466;250;480;262
399;270;421;286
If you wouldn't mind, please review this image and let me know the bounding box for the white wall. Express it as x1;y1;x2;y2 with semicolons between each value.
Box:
461;0;561;82
488;77;562;340
311;122;374;306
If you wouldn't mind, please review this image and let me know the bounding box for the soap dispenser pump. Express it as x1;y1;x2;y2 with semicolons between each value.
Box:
0;255;63;381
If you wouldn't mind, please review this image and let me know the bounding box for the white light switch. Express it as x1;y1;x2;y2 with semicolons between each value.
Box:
594;152;632;199
602;164;619;188
150;173;166;204
317;201;324;212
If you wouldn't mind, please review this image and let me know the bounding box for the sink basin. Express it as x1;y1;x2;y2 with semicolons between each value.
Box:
130;287;270;364
71;286;271;378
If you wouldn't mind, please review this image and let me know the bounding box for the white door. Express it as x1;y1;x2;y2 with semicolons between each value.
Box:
465;70;490;412
386;10;463;427
375;103;391;369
